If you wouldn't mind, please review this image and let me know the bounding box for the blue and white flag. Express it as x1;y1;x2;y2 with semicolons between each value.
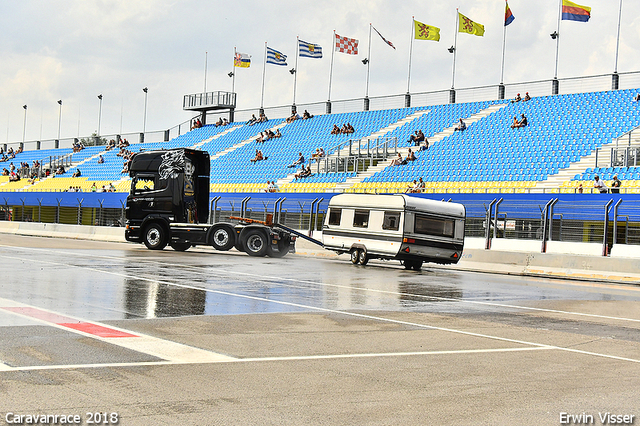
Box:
266;47;287;66
298;40;323;58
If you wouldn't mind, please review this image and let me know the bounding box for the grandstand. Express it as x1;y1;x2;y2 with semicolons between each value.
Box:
2;87;640;196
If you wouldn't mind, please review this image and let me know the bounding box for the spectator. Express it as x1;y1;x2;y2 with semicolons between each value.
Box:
9;171;19;182
511;93;522;103
108;183;116;192
311;148;325;161
409;130;425;145
634;94;640;102
72;169;81;178
215;117;223;127
417;177;426;192
519;114;528;127
611;175;621;194
593;175;608;193
406;180;419;193
222;118;229;126
331;124;340;135
344;123;355;134
294;164;312;180
250;150;265;163
524;92;531;101
2;168;8;176
510;116;520;129
303;110;313;119
454;118;467;131
259;112;268;122
90;182;97;192
286;111;299;123
390;153;404;166
247;114;257;125
577;183;583;194
406;148;416;162
274;129;282;138
288;152;305;168
97;155;104;164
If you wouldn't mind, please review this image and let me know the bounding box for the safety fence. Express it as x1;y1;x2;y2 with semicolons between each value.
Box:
3;193;640;256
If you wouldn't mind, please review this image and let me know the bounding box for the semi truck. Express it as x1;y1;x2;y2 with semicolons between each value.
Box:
124;148;296;257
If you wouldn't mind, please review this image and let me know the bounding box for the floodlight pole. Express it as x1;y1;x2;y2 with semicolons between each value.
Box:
57;100;63;141
97;94;103;136
22;105;27;146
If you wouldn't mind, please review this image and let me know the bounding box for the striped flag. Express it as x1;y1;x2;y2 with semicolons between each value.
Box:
298;40;323;58
335;33;359;55
505;2;515;26
266;47;287;66
372;26;395;49
234;52;251;68
562;0;591;22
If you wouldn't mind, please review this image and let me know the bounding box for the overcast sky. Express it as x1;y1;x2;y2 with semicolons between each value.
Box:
1;0;638;143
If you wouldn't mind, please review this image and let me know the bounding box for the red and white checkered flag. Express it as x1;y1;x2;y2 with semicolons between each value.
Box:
335;33;359;55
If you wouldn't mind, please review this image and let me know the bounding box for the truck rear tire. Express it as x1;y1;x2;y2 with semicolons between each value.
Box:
143;223;168;250
209;224;236;251
170;241;191;251
266;238;289;258
243;229;268;257
350;250;360;264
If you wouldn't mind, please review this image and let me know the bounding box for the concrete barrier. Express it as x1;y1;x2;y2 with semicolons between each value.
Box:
0;221;124;243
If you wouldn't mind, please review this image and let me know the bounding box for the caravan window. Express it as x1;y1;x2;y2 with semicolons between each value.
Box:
414;215;455;238
382;211;400;231
328;208;342;226
353;210;370;228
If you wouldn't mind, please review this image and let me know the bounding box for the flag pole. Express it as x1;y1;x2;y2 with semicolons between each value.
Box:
293;36;299;111
232;47;236;95
451;10;459;89
365;23;372;100
407;17;415;95
260;42;267;112
204;51;208;93
328;31;335;103
554;0;562;80
500;6;507;85
614;0;623;74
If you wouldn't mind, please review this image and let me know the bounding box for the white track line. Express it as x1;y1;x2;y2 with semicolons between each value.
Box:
1;347;554;372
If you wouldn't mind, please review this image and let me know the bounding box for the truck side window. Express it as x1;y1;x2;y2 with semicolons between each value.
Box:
132;174;160;194
353;210;369;228
328;208;342;226
382;211;400;231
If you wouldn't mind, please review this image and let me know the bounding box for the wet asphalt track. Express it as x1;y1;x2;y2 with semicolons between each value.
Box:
1;234;640;425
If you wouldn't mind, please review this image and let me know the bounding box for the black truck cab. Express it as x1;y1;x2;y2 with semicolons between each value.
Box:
125;148;295;257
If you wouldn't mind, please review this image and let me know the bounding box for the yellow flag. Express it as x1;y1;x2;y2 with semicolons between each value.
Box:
458;12;485;36
414;19;440;41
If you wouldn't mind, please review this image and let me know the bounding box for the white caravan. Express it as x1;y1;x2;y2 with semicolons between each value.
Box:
322;194;465;270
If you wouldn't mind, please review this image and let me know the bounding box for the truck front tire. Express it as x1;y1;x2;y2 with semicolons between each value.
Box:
170;241;191;251
243;229;268;257
143;223;168;250
266;238;289;258
209;224;236;251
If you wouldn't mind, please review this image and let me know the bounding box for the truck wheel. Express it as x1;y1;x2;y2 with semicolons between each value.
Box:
358;249;369;266
143;223;167;250
350;250;360;264
267;238;289;258
412;260;423;271
170;241;191;252
210;224;235;251
243;229;268;257
403;260;414;270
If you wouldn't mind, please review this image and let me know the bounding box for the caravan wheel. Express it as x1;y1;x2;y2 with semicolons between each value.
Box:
350;250;360;264
358;249;369;266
